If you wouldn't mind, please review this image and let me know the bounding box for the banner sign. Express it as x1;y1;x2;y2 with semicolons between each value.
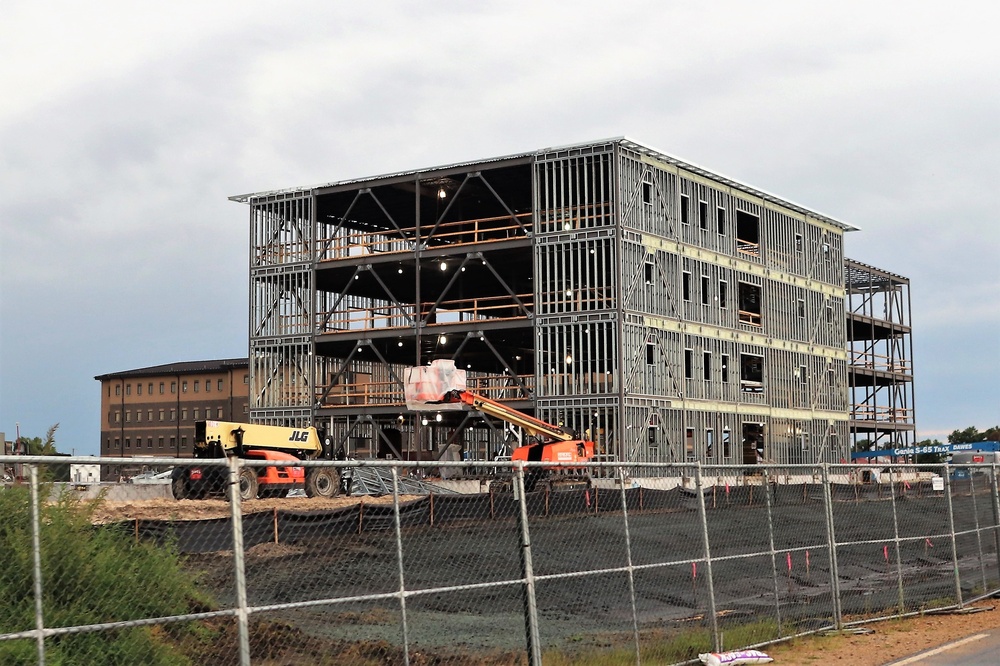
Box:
851;441;1000;460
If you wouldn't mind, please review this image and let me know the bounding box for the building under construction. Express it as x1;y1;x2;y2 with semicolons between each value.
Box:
231;138;915;468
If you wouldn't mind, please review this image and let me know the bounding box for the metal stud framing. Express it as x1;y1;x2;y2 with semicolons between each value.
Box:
241;139;909;468
845;259;916;451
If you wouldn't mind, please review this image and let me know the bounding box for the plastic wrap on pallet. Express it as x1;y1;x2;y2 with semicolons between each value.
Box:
405;360;467;411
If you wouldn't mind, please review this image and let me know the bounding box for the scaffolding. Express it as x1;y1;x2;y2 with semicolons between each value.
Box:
235;138;911;471
845;259;916;451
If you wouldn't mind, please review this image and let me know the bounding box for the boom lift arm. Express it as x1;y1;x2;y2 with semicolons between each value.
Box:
438;390;577;444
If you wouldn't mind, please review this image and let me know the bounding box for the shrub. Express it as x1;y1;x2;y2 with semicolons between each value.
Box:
0;485;212;665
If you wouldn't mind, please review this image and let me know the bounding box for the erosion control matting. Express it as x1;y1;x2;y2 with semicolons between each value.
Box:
118;482;999;659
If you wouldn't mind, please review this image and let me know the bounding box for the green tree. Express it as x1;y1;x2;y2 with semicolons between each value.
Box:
0;487;213;665
983;426;1000;442
19;424;60;456
913;438;945;466
948;426;984;444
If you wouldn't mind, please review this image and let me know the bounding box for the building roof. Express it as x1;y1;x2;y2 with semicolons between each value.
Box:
94;358;248;381
229;136;858;232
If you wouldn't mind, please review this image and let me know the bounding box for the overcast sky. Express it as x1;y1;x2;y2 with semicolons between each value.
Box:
1;1;997;454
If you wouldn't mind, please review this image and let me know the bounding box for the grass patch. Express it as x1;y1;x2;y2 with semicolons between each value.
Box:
542;619;780;665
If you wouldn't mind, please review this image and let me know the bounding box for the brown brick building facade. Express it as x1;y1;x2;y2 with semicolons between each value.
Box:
95;359;249;463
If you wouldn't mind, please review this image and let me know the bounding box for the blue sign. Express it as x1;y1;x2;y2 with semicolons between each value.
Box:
851;441;1000;460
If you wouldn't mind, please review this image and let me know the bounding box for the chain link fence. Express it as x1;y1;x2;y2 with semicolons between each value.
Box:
2;455;999;665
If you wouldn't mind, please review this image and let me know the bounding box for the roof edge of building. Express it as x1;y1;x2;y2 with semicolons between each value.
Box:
95;358;249;381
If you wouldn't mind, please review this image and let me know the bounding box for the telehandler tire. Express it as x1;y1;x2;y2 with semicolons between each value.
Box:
237;467;259;501
305;468;340;498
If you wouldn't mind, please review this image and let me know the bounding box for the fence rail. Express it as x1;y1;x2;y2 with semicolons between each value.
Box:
2;455;998;665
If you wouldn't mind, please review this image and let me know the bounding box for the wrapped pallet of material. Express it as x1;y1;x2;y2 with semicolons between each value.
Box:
405;360;467;411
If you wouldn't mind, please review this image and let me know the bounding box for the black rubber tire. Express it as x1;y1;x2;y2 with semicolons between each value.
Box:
238;467;259;501
171;474;188;500
305;468;340;498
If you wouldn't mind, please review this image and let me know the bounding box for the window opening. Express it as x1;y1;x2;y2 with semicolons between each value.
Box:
701;275;710;305
719;280;728;309
742;423;765;464
699;200;708;230
797;298;805;318
645;260;654;285
721;354;730;383
646;341;655;365
740;353;764;392
736;210;760;257
684;349;693;379
738;282;763;326
795;234;803;252
722;429;732;458
680;195;690;225
703;351;712;380
717;207;726;235
706;429;715;458
683;272;691;300
642;180;652;204
798;365;807;384
685;428;695;460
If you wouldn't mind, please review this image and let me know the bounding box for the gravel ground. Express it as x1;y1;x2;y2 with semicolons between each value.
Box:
159;485;999;663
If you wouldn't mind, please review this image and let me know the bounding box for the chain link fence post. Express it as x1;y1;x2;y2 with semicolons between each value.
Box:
888;467;905;613
617;467;642;665
694;464;719;651
514;462;542;666
226;456;251;666
992;464;1000;586
390;466;411;666
942;467;964;607
761;467;783;636
968;471;988;595
29;464;46;666
820;463;842;629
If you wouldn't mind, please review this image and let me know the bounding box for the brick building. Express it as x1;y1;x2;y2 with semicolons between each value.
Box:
95;359;249;463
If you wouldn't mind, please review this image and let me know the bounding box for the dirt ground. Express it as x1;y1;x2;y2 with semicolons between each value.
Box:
82;490;999;664
87;495;396;524
767;603;999;665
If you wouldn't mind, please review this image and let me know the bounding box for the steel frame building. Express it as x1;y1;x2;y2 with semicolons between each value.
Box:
845;259;916;451
232;138;914;468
